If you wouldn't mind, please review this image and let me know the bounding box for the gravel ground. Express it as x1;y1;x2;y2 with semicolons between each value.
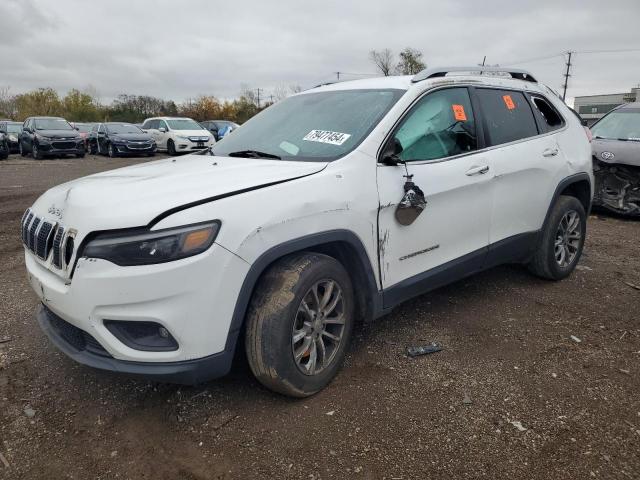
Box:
0;153;639;480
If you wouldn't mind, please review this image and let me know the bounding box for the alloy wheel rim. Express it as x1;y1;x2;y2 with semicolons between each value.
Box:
291;279;345;376
555;210;581;267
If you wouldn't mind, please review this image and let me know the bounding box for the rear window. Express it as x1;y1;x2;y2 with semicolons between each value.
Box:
476;89;538;146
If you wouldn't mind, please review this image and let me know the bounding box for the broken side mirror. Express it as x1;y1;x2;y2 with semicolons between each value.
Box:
395;175;427;226
381;138;403;166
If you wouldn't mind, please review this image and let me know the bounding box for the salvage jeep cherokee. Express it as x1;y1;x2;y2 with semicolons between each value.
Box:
22;67;593;397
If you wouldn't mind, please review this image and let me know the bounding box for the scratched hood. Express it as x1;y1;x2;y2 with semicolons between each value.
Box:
31;154;327;230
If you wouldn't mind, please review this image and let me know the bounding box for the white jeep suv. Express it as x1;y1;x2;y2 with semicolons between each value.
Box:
22;67;593;397
141;116;214;155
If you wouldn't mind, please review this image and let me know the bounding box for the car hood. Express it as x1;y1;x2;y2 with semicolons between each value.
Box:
110;133;153;141
31;154;328;231
171;130;211;138
592;138;640;168
36;129;82;139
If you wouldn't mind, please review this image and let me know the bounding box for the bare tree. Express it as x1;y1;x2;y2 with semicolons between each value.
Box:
369;49;395;76
0;86;17;119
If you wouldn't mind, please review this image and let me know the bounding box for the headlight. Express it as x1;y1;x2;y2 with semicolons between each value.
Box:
111;136;126;143
176;135;189;140
82;221;220;266
36;134;52;141
9;135;17;142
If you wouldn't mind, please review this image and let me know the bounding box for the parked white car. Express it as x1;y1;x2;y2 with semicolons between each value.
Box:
141;116;214;155
22;66;592;397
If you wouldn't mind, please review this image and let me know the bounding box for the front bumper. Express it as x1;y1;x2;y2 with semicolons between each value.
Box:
26;241;250;382
37;304;233;384
39;141;85;155
113;143;157;155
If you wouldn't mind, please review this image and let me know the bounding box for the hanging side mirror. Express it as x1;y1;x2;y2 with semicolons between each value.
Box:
395;176;427;226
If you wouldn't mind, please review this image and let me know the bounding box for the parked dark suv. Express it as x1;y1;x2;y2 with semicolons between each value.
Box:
88;122;156;157
19;117;85;159
0;121;22;153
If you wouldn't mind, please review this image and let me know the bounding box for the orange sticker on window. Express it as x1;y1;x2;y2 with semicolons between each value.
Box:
452;104;467;121
503;95;516;110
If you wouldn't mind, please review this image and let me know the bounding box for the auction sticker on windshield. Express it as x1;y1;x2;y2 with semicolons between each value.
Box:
303;130;351;146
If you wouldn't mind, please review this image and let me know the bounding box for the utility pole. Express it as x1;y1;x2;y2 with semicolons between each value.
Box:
562;51;573;101
335;71;341;80
255;88;262;108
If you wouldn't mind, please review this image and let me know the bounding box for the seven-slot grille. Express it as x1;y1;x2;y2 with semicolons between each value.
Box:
21;209;68;267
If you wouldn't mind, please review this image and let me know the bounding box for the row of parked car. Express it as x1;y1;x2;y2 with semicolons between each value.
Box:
0;116;239;159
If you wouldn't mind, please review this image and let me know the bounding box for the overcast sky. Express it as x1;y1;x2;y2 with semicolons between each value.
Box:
1;0;639;105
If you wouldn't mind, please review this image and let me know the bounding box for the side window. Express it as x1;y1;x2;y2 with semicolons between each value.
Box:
530;95;565;132
142;120;155;129
476;89;538;146
394;87;477;162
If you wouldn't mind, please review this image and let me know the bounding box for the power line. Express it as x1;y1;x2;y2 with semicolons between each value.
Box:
500;52;565;66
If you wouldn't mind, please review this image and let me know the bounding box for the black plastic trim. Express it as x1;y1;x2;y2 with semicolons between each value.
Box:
37;304;232;385
224;230;382;354
382;245;486;309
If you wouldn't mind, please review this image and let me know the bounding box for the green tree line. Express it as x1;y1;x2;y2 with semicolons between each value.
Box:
0;86;279;124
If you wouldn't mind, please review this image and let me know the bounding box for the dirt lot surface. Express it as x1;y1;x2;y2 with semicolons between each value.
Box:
0;153;639;480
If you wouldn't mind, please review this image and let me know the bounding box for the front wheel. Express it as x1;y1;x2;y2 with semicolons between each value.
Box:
245;253;354;397
32;143;43;160
528;195;586;280
167;139;176;156
107;143;117;158
19;141;27;157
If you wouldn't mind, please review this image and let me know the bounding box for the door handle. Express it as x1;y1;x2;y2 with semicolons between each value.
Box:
465;165;490;176
542;148;559;157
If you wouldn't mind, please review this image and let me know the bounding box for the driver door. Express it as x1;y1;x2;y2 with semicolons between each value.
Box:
377;87;494;306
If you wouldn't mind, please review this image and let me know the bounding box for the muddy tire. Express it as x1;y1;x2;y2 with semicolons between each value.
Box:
529;195;586;280
245;253;354;397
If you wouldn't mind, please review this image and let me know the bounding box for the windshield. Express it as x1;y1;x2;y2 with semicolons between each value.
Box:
211;89;405;162
34;118;73;131
7;123;21;133
591;109;640;141
107;123;143;134
166;119;203;130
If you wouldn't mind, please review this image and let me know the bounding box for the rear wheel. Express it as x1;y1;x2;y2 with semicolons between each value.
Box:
167;139;176;156
19;141;27;157
529;195;586;280
89;141;97;155
245;253;354;397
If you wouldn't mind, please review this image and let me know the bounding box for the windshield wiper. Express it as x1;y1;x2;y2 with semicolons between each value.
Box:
227;150;281;160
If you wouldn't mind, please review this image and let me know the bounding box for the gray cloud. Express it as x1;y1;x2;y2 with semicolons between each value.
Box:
0;0;639;104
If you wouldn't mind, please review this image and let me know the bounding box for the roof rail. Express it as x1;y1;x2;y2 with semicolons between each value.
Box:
411;66;537;83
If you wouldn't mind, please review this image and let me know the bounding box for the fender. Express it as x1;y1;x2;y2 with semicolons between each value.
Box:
541;172;592;229
223;229;382;354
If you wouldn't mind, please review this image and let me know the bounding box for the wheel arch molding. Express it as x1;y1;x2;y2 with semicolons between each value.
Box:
224;229;382;355
543;173;592;228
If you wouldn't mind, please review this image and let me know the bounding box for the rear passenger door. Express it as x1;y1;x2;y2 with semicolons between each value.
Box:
475;88;565;245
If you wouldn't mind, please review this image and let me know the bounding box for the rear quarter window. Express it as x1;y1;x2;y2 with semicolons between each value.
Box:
476;89;539;146
530;95;565;132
